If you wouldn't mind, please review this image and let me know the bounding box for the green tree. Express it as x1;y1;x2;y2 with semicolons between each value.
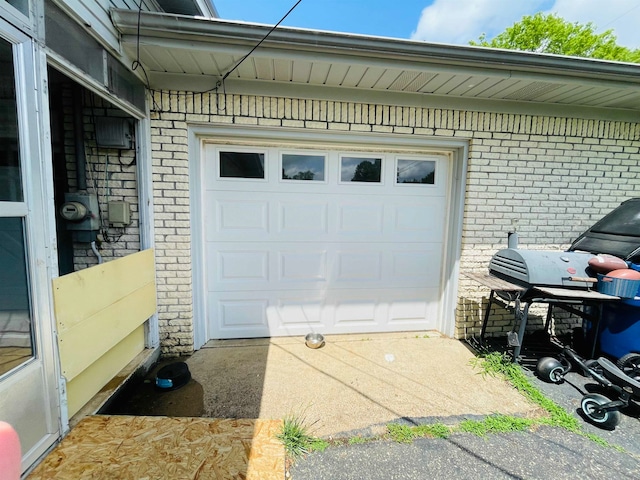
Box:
470;13;640;63
291;170;315;180
352;160;381;182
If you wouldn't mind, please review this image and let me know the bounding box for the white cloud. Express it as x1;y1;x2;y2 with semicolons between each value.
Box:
547;0;640;48
411;0;640;49
411;0;548;45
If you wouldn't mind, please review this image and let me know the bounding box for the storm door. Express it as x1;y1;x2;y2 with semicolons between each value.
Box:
0;24;61;473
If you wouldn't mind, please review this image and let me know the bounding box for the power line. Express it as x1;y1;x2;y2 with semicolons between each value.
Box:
600;4;640;30
223;0;303;81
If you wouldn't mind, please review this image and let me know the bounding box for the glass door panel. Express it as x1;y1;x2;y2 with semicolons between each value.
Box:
0;217;33;376
0;38;22;202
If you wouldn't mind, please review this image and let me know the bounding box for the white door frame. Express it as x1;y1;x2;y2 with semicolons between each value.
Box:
0;19;62;472
189;124;468;348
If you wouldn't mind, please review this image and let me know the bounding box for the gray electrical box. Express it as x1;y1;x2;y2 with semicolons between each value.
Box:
108;201;131;227
61;193;100;231
95;117;133;149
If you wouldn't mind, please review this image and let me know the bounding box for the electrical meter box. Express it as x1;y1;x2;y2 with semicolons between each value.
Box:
60;193;100;232
95;117;133;149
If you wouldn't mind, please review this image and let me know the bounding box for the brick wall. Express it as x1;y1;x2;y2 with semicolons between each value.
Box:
62;87;141;269
150;90;640;355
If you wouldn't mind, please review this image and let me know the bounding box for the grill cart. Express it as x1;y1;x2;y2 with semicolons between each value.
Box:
466;198;640;361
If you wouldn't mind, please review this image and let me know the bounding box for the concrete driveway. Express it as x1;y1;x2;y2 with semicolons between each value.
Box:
290;345;640;480
110;332;539;438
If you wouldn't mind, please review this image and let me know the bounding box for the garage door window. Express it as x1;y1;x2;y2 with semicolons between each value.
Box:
281;153;325;181
396;159;436;185
219;151;265;179
340;156;382;183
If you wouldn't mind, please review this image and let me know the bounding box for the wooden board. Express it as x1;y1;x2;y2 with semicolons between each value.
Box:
27;416;284;480
463;271;527;291
52;249;156;381
65;327;145;418
53;249;156;331
534;286;620;301
57;283;155;381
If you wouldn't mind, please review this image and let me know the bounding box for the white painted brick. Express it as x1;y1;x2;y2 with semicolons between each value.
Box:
149;90;640;352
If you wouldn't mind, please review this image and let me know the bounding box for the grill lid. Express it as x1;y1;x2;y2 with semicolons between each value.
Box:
570;198;640;261
489;249;595;287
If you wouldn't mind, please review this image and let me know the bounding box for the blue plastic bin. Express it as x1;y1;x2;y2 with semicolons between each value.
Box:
598;297;640;359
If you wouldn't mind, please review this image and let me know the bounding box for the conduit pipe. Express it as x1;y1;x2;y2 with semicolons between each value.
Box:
91;241;103;264
73;88;87;191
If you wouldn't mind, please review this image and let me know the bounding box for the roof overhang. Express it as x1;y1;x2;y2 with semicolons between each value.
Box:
154;0;218;18
111;9;640;121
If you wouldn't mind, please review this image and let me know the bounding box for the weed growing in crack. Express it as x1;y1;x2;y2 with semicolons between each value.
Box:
277;415;328;459
386;422;451;442
458;414;533;436
470;351;618;447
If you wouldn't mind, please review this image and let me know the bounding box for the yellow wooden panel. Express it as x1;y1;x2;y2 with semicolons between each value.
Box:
58;282;156;381
66;327;145;418
53;249;155;332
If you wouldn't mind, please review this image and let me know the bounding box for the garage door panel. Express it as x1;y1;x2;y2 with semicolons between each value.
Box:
388;292;439;327
208;242;442;291
204;197;270;242
271;295;329;335
279;202;329;235
388;300;428;324
209;288;440;338
207;192;447;244
216;250;269;282
391;246;442;286
337;203;385;235
391;201;447;242
202;144;451;339
212;296;270;337
280;250;328;282
206;244;271;288
336;251;382;282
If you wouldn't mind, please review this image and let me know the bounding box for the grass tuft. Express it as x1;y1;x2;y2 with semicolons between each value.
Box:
387;423;415;443
458;414;533;436
387;422;451;442
413;423;451;439
277;415;328;459
348;435;373;445
470;351;617;444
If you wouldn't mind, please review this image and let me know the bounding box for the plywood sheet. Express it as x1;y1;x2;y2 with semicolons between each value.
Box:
58;283;155;381
52;249;156;382
28;416;284;480
66;327;145;418
53;249;156;331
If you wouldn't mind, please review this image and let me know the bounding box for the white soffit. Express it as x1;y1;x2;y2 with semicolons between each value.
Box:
111;9;640;120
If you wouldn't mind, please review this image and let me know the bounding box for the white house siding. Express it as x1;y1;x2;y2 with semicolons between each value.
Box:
56;0;159;52
149;90;640;356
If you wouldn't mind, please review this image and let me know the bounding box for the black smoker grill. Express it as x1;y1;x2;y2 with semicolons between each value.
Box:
469;198;640;360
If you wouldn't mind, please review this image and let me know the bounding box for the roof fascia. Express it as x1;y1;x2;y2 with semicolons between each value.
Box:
111;9;640;85
149;73;640;123
124;34;640;92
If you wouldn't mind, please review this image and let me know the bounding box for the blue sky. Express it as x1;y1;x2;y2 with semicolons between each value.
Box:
212;0;640;49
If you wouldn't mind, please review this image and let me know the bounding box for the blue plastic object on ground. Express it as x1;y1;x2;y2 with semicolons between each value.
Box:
599;297;640;359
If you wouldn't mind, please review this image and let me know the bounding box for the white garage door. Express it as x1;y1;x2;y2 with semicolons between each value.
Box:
202;143;451;339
